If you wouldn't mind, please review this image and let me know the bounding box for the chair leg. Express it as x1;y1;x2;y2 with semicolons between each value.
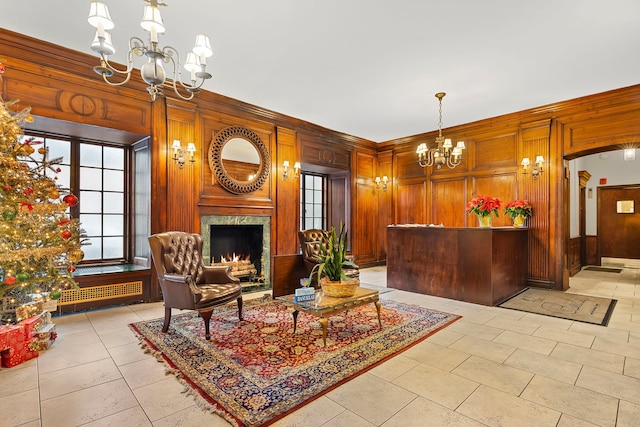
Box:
200;309;213;340
237;297;243;321
162;307;172;333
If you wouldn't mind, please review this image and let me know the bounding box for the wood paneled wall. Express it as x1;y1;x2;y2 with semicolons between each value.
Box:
3;29;640;291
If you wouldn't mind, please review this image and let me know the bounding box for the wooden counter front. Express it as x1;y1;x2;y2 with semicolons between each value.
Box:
387;226;528;306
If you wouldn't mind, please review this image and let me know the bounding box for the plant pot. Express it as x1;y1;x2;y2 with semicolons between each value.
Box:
320;277;359;298
512;214;526;228
477;215;492;228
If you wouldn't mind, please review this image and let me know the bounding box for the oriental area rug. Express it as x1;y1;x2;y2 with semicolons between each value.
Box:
129;296;461;427
499;288;617;326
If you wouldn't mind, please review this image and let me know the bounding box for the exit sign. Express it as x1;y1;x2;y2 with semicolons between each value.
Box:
599;178;607;185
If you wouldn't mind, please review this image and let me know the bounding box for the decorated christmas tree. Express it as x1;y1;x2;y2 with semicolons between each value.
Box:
0;97;84;323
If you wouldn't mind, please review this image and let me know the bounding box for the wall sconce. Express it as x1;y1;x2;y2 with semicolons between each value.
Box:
171;140;196;168
521;155;544;179
375;176;388;190
283;160;300;180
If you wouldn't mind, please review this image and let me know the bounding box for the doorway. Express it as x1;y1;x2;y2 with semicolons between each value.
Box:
597;185;640;262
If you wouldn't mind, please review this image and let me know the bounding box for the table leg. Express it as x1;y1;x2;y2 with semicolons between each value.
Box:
292;310;299;334
319;318;328;347
374;300;382;327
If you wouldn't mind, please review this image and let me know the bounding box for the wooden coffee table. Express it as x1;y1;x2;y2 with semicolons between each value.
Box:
276;286;382;347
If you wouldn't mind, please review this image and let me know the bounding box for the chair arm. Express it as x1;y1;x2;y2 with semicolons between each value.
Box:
202;265;240;284
163;273;203;303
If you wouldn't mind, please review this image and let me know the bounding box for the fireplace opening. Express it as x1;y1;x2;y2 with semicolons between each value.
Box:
210;225;264;284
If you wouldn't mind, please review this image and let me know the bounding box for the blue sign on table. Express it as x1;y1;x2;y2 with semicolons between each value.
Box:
294;287;315;303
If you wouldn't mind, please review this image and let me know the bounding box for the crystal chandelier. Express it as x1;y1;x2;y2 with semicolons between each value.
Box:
416;92;465;169
87;0;213;101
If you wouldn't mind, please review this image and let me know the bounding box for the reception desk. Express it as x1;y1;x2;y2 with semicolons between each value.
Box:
387;225;528;306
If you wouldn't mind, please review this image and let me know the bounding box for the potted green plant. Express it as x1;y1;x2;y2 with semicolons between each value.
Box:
466;195;501;227
504;199;532;228
309;223;359;297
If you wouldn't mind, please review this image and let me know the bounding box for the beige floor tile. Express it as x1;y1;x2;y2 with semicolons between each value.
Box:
326;373;416;425
617;400;640;427
424;328;464;346
39;357;122;400
504;348;582;384
320;410;376;427
83;406;152;427
557;413;600;426
37;341;111;374
133;377;195;422
532;325;595;348
520;312;574;329
273;395;345;427
591;335;640;358
624;356;640;379
446;320;503;341
40;378;138;426
576;365;640;405
392;363;478;410
120;356;172;390
368;354;420;382
550;342;625;374
0;363;38;399
0;388;40;427
568;321;630;343
99;326;142;349
520;375;619;427
401;340;470;372
449;335;516;363
382;396;484;427
457;384;561;426
153;405;231;427
51;328;102;349
484;315;540;335
108;341;153;366
493;330;557;355
452;355;534;396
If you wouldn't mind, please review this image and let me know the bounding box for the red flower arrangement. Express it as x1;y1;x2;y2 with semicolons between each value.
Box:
504;200;533;218
466;195;501;218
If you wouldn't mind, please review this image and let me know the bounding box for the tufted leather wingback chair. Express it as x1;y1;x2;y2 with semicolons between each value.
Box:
298;229;359;283
148;231;243;340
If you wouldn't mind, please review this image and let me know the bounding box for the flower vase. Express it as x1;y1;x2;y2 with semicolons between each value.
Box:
478;215;492;228
512;214;525;228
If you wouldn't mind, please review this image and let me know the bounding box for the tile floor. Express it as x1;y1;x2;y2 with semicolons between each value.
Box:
1;264;639;427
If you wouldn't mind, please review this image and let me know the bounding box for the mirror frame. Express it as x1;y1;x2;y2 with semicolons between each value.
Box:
208;126;270;194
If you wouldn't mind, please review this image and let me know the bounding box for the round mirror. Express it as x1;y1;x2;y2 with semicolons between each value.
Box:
209;126;270;194
221;138;261;183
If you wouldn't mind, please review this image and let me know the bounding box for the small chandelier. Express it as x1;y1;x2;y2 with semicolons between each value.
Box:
87;0;213;101
416;92;465;169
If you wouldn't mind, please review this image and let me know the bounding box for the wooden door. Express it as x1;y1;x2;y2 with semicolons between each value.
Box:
597;185;640;260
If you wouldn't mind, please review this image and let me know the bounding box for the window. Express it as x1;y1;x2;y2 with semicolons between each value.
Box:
300;172;326;230
21;133;128;263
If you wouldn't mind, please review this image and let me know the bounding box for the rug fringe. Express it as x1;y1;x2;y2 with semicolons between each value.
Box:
132;330;241;427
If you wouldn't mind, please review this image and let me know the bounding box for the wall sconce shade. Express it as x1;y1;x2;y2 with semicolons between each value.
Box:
171;139;195;168
283;160;300;180
375;175;389;191
521;155;544;178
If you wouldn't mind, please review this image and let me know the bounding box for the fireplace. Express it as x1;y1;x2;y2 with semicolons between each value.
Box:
210;225;263;282
200;215;270;288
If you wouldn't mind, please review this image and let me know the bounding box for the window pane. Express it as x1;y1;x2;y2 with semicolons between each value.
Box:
82;238;102;260
305;218;314;229
47;139;70;165
313;218;323;229
305;175;314;187
103;192;123;214
79;191;102;213
47;164;70;188
80;167;102;190
313;204;322;217
305;189;313;202
103;169;124;192
313;175;322;187
80;144;102;167
314;189;322;203
80;213;102;236
103;215;123;236
103;237;123;258
103;146;124;170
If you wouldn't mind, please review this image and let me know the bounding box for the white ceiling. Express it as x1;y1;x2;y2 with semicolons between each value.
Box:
1;0;639;142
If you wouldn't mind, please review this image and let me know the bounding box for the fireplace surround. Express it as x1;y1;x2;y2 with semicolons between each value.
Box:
200;215;271;287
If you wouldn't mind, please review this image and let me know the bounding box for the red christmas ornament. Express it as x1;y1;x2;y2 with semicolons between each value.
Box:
63;194;78;207
61;230;72;240
3;185;11;191
4;275;16;285
24;187;34;196
59;219;72;226
67;266;76;273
